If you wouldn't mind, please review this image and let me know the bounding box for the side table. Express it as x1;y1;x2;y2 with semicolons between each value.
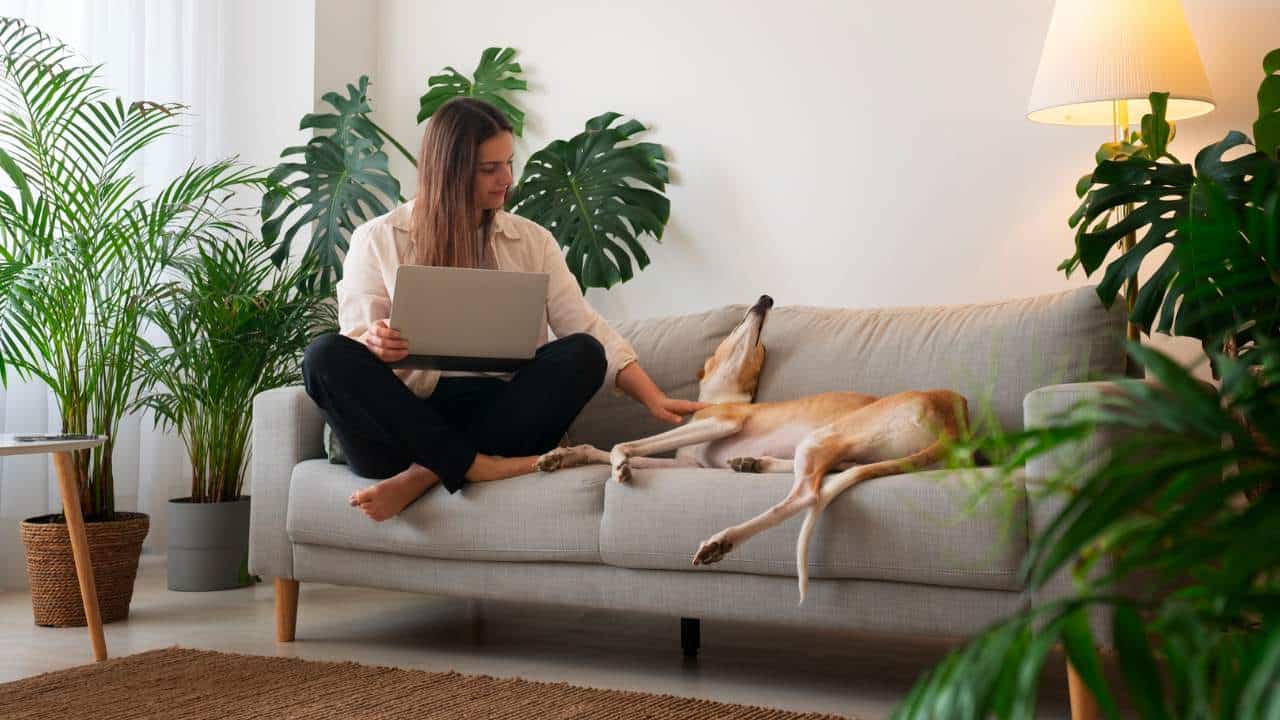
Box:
0;434;109;661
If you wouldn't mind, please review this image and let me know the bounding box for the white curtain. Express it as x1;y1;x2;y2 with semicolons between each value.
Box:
0;0;235;589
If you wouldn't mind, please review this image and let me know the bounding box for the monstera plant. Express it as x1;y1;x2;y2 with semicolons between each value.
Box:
507;112;670;290
260;76;411;293
417;46;528;136
1063;49;1280;365
265;47;672;292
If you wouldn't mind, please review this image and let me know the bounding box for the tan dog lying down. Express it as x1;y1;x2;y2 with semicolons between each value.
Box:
536;295;970;602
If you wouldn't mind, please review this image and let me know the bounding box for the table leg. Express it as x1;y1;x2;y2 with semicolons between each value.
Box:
52;451;107;662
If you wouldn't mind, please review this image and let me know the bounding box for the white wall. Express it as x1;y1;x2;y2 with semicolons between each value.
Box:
368;0;1279;377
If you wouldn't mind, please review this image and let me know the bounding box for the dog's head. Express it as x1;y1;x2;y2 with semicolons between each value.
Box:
696;294;772;404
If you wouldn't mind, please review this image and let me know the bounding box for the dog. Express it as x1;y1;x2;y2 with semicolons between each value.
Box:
535;295;970;602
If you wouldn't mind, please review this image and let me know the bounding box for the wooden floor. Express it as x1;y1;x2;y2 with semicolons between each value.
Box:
0;554;1073;719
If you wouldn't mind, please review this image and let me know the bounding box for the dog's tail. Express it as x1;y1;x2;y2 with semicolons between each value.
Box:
795;439;949;604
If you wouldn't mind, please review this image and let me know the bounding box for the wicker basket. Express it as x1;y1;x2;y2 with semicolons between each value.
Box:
19;512;150;627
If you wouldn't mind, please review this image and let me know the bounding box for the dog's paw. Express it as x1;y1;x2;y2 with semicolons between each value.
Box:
611;460;632;484
536;448;570;472
728;457;762;473
692;536;734;565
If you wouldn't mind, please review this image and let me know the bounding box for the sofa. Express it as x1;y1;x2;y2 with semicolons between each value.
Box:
248;286;1127;698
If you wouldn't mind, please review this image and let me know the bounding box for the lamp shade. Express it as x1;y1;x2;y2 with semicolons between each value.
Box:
1027;0;1214;125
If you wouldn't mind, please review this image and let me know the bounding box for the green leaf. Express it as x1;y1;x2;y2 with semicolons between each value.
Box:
416;47;527;135
1060;608;1121;720
1075;172;1094;198
1141;92;1172;159
1264;47;1280;75
508;112;670;291
1112;605;1169;719
260;75;403;293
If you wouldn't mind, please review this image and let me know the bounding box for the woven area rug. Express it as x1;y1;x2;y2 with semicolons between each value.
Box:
0;647;851;719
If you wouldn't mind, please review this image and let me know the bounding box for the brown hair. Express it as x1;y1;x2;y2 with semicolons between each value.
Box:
411;98;513;267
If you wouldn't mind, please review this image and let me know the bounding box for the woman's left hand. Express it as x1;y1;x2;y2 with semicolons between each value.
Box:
646;395;709;425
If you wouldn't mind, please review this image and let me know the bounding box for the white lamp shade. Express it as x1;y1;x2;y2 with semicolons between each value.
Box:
1027;0;1214;125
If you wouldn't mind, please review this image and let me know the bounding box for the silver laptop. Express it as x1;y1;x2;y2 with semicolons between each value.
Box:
388;265;549;371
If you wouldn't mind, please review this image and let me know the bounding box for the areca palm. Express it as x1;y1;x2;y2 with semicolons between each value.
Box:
136;235;335;504
0;17;268;519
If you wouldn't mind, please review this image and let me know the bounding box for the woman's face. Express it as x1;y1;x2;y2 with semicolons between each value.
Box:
474;131;515;211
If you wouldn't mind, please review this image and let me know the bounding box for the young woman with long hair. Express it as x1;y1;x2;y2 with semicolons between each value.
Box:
302;98;702;522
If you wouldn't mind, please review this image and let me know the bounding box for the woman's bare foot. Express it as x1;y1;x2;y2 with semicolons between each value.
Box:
348;463;439;521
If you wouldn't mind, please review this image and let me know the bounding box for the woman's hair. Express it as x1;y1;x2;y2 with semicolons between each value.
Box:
411;98;514;268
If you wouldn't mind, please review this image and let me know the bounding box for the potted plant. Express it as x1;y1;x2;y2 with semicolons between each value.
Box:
0;17;265;624
137;234;334;591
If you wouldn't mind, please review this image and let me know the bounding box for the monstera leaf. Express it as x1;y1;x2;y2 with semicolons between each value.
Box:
507;112;670;290
261;76;411;292
1066;80;1280;353
417;47;527;135
1256;49;1280;159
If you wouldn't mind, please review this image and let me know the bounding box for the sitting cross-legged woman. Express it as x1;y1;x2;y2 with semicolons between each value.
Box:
302;97;704;522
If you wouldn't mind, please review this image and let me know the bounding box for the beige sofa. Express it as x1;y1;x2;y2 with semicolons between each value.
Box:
248;286;1126;678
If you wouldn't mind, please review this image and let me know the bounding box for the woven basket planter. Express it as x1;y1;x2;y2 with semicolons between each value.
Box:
19;512;149;627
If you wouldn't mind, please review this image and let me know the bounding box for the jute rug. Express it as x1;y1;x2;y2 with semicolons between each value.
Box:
0;647;851;719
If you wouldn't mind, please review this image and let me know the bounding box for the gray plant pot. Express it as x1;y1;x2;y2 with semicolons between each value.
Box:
166;495;251;592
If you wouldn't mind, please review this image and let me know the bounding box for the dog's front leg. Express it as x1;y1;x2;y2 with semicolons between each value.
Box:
535;444;610;472
611;417;742;483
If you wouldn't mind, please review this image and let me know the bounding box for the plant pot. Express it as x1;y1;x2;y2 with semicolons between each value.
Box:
19;511;150;627
166;495;252;591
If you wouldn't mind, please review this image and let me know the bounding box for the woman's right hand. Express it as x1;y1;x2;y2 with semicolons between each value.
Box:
361;318;409;363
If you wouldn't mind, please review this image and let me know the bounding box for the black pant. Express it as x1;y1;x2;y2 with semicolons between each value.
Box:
302;332;606;494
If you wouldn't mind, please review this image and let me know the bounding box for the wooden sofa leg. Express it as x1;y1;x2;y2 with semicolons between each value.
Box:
1067;659;1100;720
275;578;299;642
681;617;700;658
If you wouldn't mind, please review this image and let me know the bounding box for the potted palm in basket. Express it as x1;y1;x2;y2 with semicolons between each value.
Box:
137;234;334;591
0;17;266;624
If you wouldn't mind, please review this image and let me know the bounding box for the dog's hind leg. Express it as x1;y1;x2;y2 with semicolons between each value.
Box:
727;457;857;474
793;439;948;602
727;456;793;473
692;427;846;565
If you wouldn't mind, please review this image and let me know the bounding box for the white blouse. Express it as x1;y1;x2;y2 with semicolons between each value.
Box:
336;200;639;398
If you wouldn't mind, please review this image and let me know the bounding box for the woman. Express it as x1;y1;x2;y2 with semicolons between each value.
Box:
303;98;703;522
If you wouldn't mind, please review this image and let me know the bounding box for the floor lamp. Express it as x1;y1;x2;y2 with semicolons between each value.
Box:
1027;0;1215;346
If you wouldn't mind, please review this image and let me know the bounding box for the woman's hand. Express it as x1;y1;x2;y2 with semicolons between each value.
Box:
361;319;409;363
646;394;709;425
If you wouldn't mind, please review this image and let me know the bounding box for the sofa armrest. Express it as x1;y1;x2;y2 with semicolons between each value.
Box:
1023;381;1150;645
249;385;325;580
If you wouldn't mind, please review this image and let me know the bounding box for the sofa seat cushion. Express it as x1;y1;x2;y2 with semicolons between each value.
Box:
286;460;606;563
599;466;1027;592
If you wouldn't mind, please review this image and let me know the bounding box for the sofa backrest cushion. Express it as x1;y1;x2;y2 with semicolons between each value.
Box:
569;286;1126;451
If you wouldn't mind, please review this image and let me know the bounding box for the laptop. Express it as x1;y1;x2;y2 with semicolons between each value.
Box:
387;265;550;371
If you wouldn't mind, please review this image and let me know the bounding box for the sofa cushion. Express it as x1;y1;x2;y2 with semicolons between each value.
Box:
571;286;1125;449
286;460;606;563
598;466;1028;592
